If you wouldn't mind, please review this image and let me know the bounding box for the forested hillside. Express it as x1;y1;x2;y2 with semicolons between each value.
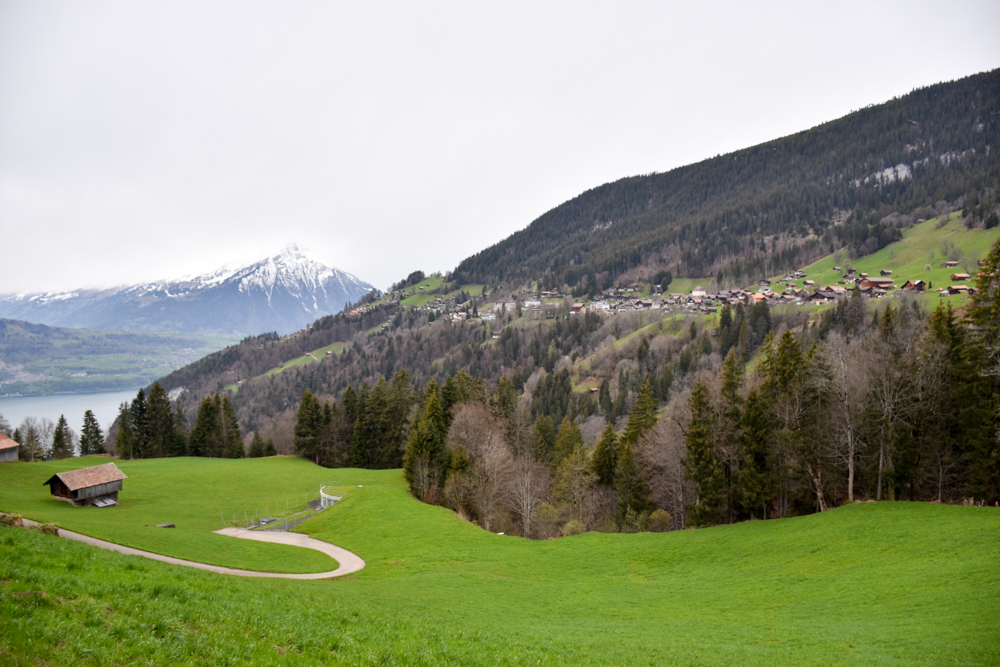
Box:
454;69;1000;290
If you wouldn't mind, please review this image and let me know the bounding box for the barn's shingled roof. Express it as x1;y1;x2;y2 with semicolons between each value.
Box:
0;433;19;450
45;462;127;491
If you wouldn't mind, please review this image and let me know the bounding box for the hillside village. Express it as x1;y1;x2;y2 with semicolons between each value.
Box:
343;256;985;326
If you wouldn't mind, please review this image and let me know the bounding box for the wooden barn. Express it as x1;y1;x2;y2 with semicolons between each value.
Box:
0;433;19;463
43;462;127;507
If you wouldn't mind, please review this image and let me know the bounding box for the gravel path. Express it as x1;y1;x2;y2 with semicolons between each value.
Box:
22;519;365;579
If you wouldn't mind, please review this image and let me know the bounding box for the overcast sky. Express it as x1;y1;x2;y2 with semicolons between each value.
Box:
1;1;998;293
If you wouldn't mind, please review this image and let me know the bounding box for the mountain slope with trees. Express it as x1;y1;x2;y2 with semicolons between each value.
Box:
454;69;1000;291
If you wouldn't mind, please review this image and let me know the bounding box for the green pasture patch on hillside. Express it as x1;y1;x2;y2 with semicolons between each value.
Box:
311;341;347;358
0;457;998;665
228;342;349;391
662;277;705;295
262;353;315;377
778;213;998;291
398;276;447;305
0;457;335;573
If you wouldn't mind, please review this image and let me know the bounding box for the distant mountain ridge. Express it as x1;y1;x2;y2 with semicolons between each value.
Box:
0;244;373;335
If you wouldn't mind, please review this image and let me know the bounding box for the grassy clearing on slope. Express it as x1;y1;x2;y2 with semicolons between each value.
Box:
226;342;351;390
0;457;335;573
0;458;997;665
780;213;999;290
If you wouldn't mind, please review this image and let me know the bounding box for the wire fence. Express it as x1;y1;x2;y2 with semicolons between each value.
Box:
217;484;347;531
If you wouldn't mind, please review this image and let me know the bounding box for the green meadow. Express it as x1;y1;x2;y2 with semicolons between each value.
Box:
0;457;334;573
1;456;998;665
777;213;999;291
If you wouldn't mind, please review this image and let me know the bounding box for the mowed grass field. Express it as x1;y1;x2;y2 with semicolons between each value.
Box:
0;457;335;573
1;457;999;665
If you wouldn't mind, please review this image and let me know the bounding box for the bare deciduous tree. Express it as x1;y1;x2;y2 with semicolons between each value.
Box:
507;454;551;537
447;403;514;531
637;410;690;530
825;333;868;501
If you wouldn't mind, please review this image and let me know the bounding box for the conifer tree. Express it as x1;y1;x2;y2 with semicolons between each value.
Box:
171;401;188;456
115;402;135;460
50;414;73;459
622;380;658;447
146;382;175;458
614;443;649;524
532;415;556;464
221;396;244;458
79;410;104;456
598;379;613;419
295;390;323;463
403;386;448;500
248;430;265;458
130;389;148;459
736;389;775;520
685;380;723;526
553;415;583;467
263;437;277;457
189;394;223;457
591;422;620;486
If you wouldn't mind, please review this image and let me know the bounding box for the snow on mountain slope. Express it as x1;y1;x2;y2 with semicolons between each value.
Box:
0;245;373;335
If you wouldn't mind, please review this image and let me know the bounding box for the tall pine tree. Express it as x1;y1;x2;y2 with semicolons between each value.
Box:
79;410;104;456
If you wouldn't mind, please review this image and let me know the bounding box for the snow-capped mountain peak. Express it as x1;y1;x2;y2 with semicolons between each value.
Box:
0;244;373;335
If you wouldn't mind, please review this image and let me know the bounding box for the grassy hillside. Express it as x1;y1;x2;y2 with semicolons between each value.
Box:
1;456;998;665
0;319;238;396
775;212;1000;291
0;457;334;573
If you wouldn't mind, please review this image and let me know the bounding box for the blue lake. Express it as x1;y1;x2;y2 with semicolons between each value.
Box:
0;389;140;434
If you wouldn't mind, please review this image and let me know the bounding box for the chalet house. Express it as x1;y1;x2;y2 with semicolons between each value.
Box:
690;286;707;298
808;292;834;304
758;279;771;287
803;280;815;287
944;261;959;268
833;266;841;271
902;280;927;291
880;269;893;276
950;273;972;281
859;272;869;278
979;259;988;267
43;462;127;507
860;277;894;290
0;433;19;463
